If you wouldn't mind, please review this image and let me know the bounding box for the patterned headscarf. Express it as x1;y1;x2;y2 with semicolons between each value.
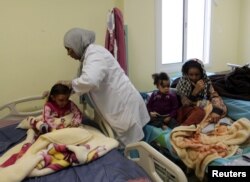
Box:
176;58;211;100
64;28;96;62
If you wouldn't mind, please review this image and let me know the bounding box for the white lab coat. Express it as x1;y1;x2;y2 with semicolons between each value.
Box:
72;44;150;146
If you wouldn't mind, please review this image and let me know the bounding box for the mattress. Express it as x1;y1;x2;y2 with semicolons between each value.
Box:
222;97;250;120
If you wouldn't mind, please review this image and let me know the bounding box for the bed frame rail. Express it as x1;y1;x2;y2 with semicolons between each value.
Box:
0;95;44;120
125;141;188;182
1;95;188;181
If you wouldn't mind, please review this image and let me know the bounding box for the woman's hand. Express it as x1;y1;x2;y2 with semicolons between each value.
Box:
192;79;205;96
210;112;220;123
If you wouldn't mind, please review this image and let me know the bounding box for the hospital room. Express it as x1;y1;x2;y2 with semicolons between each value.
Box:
0;0;250;182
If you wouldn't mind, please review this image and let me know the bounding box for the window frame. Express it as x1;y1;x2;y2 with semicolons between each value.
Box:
155;0;212;73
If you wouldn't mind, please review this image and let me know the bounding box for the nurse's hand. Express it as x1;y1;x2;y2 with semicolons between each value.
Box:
57;80;72;88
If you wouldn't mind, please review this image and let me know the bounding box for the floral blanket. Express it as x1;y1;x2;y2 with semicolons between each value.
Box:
0;115;119;182
170;103;250;180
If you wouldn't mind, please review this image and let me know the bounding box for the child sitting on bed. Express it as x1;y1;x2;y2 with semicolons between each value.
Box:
31;83;83;134
147;72;179;129
176;58;227;126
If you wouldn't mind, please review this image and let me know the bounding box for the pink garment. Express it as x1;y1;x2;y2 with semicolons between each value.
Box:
43;100;82;129
105;7;127;74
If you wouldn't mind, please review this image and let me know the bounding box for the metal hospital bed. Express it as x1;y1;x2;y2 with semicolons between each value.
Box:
60;62;249;182
139;63;250;181
0;95;187;182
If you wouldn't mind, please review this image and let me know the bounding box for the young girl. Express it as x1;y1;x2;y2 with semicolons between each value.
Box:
147;72;179;129
32;83;83;133
176;59;227;126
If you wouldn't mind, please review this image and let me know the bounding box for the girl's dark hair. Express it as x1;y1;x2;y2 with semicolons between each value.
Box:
182;59;204;78
48;83;72;102
152;72;170;86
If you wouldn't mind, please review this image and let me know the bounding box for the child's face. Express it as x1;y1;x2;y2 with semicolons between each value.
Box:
157;80;170;94
52;94;70;108
187;67;202;83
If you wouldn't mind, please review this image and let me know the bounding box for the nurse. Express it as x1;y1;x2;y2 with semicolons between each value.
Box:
62;27;150;147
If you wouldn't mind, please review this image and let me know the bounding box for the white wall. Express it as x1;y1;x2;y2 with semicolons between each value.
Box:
209;0;241;72
239;0;250;64
124;0;155;91
0;0;249;107
0;0;117;106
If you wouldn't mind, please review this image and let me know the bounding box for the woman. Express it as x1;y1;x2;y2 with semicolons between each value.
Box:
61;28;150;147
176;59;227;125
